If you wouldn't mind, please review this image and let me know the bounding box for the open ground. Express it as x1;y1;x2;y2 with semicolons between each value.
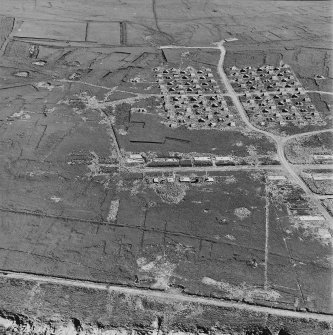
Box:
0;1;332;335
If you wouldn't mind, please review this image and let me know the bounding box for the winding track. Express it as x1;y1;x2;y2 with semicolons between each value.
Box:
215;40;333;222
0;42;331;326
62;42;332;222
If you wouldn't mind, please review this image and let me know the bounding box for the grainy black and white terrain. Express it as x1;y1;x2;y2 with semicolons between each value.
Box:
0;1;332;334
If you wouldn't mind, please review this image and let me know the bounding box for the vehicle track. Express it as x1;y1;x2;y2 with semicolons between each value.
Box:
215;40;333;223
306;90;333;95
1;269;332;322
60;41;332;222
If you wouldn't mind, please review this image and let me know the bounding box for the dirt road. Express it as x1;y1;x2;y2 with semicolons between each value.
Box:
1;269;332;323
215;40;332;222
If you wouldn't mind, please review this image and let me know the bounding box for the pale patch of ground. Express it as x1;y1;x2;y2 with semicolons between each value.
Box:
0;317;14;329
290;218;332;246
10;110;31;120
52;323;77;335
14;71;29;77
86;151;100;177
224;175;236;184
35;81;56;91
50;196;61;203
137;255;176;290
118;128;127;135
202;277;281;302
225;234;236;241
107;200;120;222
150;182;188;204
234;207;251;220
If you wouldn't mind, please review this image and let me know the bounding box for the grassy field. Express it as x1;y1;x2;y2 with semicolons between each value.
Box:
285;132;333;164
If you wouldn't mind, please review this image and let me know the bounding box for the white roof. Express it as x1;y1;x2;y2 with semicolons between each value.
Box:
298;215;325;221
129;154;143;159
215;156;233;161
313;154;333;160
267;175;287;180
153;157;178;162
312;174;333;181
126;158;144;164
193;156;211;161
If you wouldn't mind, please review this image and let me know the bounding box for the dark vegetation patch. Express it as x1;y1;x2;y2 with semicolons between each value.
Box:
246;327;272;335
115;109;276;157
285;131;333;164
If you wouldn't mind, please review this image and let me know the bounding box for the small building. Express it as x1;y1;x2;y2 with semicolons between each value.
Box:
130;154;144;160
297;215;325;221
194;156;211;162
312;173;333;181
152;157;179;164
313;154;333;162
267;175;287;181
215;156;233;163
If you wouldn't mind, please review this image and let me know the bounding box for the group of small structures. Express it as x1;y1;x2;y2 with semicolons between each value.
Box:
155;66;220;95
154;66;239;129
125;153;235;167
124;153;278;168
267;176;327;222
147;175;215;184
228;64;325;128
